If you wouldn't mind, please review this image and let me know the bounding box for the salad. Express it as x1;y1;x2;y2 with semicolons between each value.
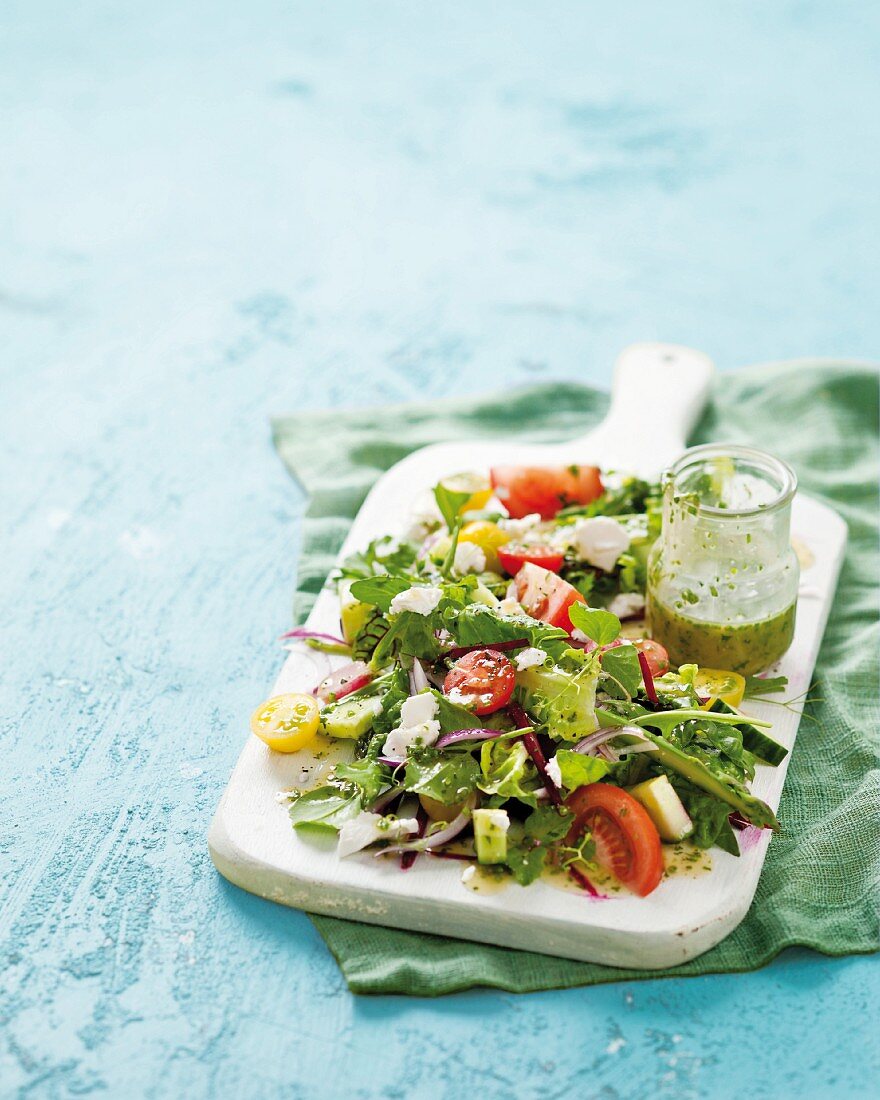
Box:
252;464;788;898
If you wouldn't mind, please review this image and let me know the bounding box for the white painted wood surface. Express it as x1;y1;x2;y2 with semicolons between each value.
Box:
209;344;847;968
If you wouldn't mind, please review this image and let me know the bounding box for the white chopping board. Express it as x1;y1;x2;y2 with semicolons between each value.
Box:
209;345;847;968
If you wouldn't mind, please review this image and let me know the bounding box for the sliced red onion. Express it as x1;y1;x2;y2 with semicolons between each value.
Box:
314;660;373;703
409;658;429;696
572;727;624;755
378;755;406;770
375;809;471;856
280;627;349;647
435;727;517;750
444;639;529;660
638;650;659;705
573;725;657;758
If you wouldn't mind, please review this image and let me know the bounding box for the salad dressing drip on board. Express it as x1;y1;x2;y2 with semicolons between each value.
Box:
647;445;799;676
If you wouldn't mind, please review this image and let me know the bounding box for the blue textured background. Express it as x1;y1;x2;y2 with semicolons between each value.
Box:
2;2;877;1097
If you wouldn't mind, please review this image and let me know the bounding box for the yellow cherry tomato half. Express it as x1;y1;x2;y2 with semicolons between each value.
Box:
459;520;511;572
694;668;746;709
439;472;493;515
250;693;320;753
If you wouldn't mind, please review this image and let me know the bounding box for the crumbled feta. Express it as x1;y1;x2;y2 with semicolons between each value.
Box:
400;692;438;727
562;517;630;572
571;627;591;644
452;541;486;576
545;755;563;789
607;592;646;619
389;585;443;616
515;646;548;671
337;811;419;858
498;597;524;616
382;691;441;760
499;512;542;536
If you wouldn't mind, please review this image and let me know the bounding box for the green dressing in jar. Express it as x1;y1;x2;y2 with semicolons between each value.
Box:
646;445;799;676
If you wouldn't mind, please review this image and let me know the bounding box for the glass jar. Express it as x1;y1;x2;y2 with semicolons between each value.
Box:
646;444;799;676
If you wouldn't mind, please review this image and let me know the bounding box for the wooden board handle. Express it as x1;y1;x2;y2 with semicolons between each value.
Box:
570;343;715;476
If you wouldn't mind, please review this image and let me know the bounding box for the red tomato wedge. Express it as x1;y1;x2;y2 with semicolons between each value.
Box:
491;465;604;520
443;649;516;716
565;783;663;896
497;544;565;576
514;561;586;633
633;638;670;677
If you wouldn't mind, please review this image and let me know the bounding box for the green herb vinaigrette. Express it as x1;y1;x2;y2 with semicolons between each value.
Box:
647;594;796;676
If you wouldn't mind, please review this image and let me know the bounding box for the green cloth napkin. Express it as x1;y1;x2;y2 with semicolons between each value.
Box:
272;361;879;996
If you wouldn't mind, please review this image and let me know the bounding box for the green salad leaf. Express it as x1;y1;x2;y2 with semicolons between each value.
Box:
433;482;471;532
403;748;480;805
339;536;419;581
288;785;362;832
554;749;609;789
333;759;389;805
599;642;643;699
743;674;789;698
349;575;412;613
505;804;572;885
478;739;540;807
568;603;621;646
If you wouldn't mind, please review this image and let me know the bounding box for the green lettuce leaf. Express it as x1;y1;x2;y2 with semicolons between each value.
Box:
349;575;412;613
288;785;362;833
505;804;572;885
333;759;390;805
403;748;480;805
568;603;621;646
478;739;540;807
599;642;642;699
554;749;609;789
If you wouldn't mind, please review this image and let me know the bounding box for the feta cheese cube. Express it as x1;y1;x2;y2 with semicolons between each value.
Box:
389;585;443;616
514;646;548;671
562;516;630;572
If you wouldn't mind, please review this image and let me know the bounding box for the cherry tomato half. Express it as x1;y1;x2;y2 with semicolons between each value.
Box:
695;668;746;709
497;544;565;576
633;638;670;677
443;649;516;716
491;465;604;520
565;783;663;896
514;561;586;634
250;693;321;753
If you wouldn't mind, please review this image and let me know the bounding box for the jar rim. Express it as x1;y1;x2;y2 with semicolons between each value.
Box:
663;443;798;518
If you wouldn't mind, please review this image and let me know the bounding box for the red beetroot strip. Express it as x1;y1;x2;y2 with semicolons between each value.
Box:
508;701;563;807
637;650;659;705
568;863;603;898
401;805;429;870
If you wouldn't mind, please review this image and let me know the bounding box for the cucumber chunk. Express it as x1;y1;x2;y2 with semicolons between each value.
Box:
319;695;381;740
473;808;510;864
